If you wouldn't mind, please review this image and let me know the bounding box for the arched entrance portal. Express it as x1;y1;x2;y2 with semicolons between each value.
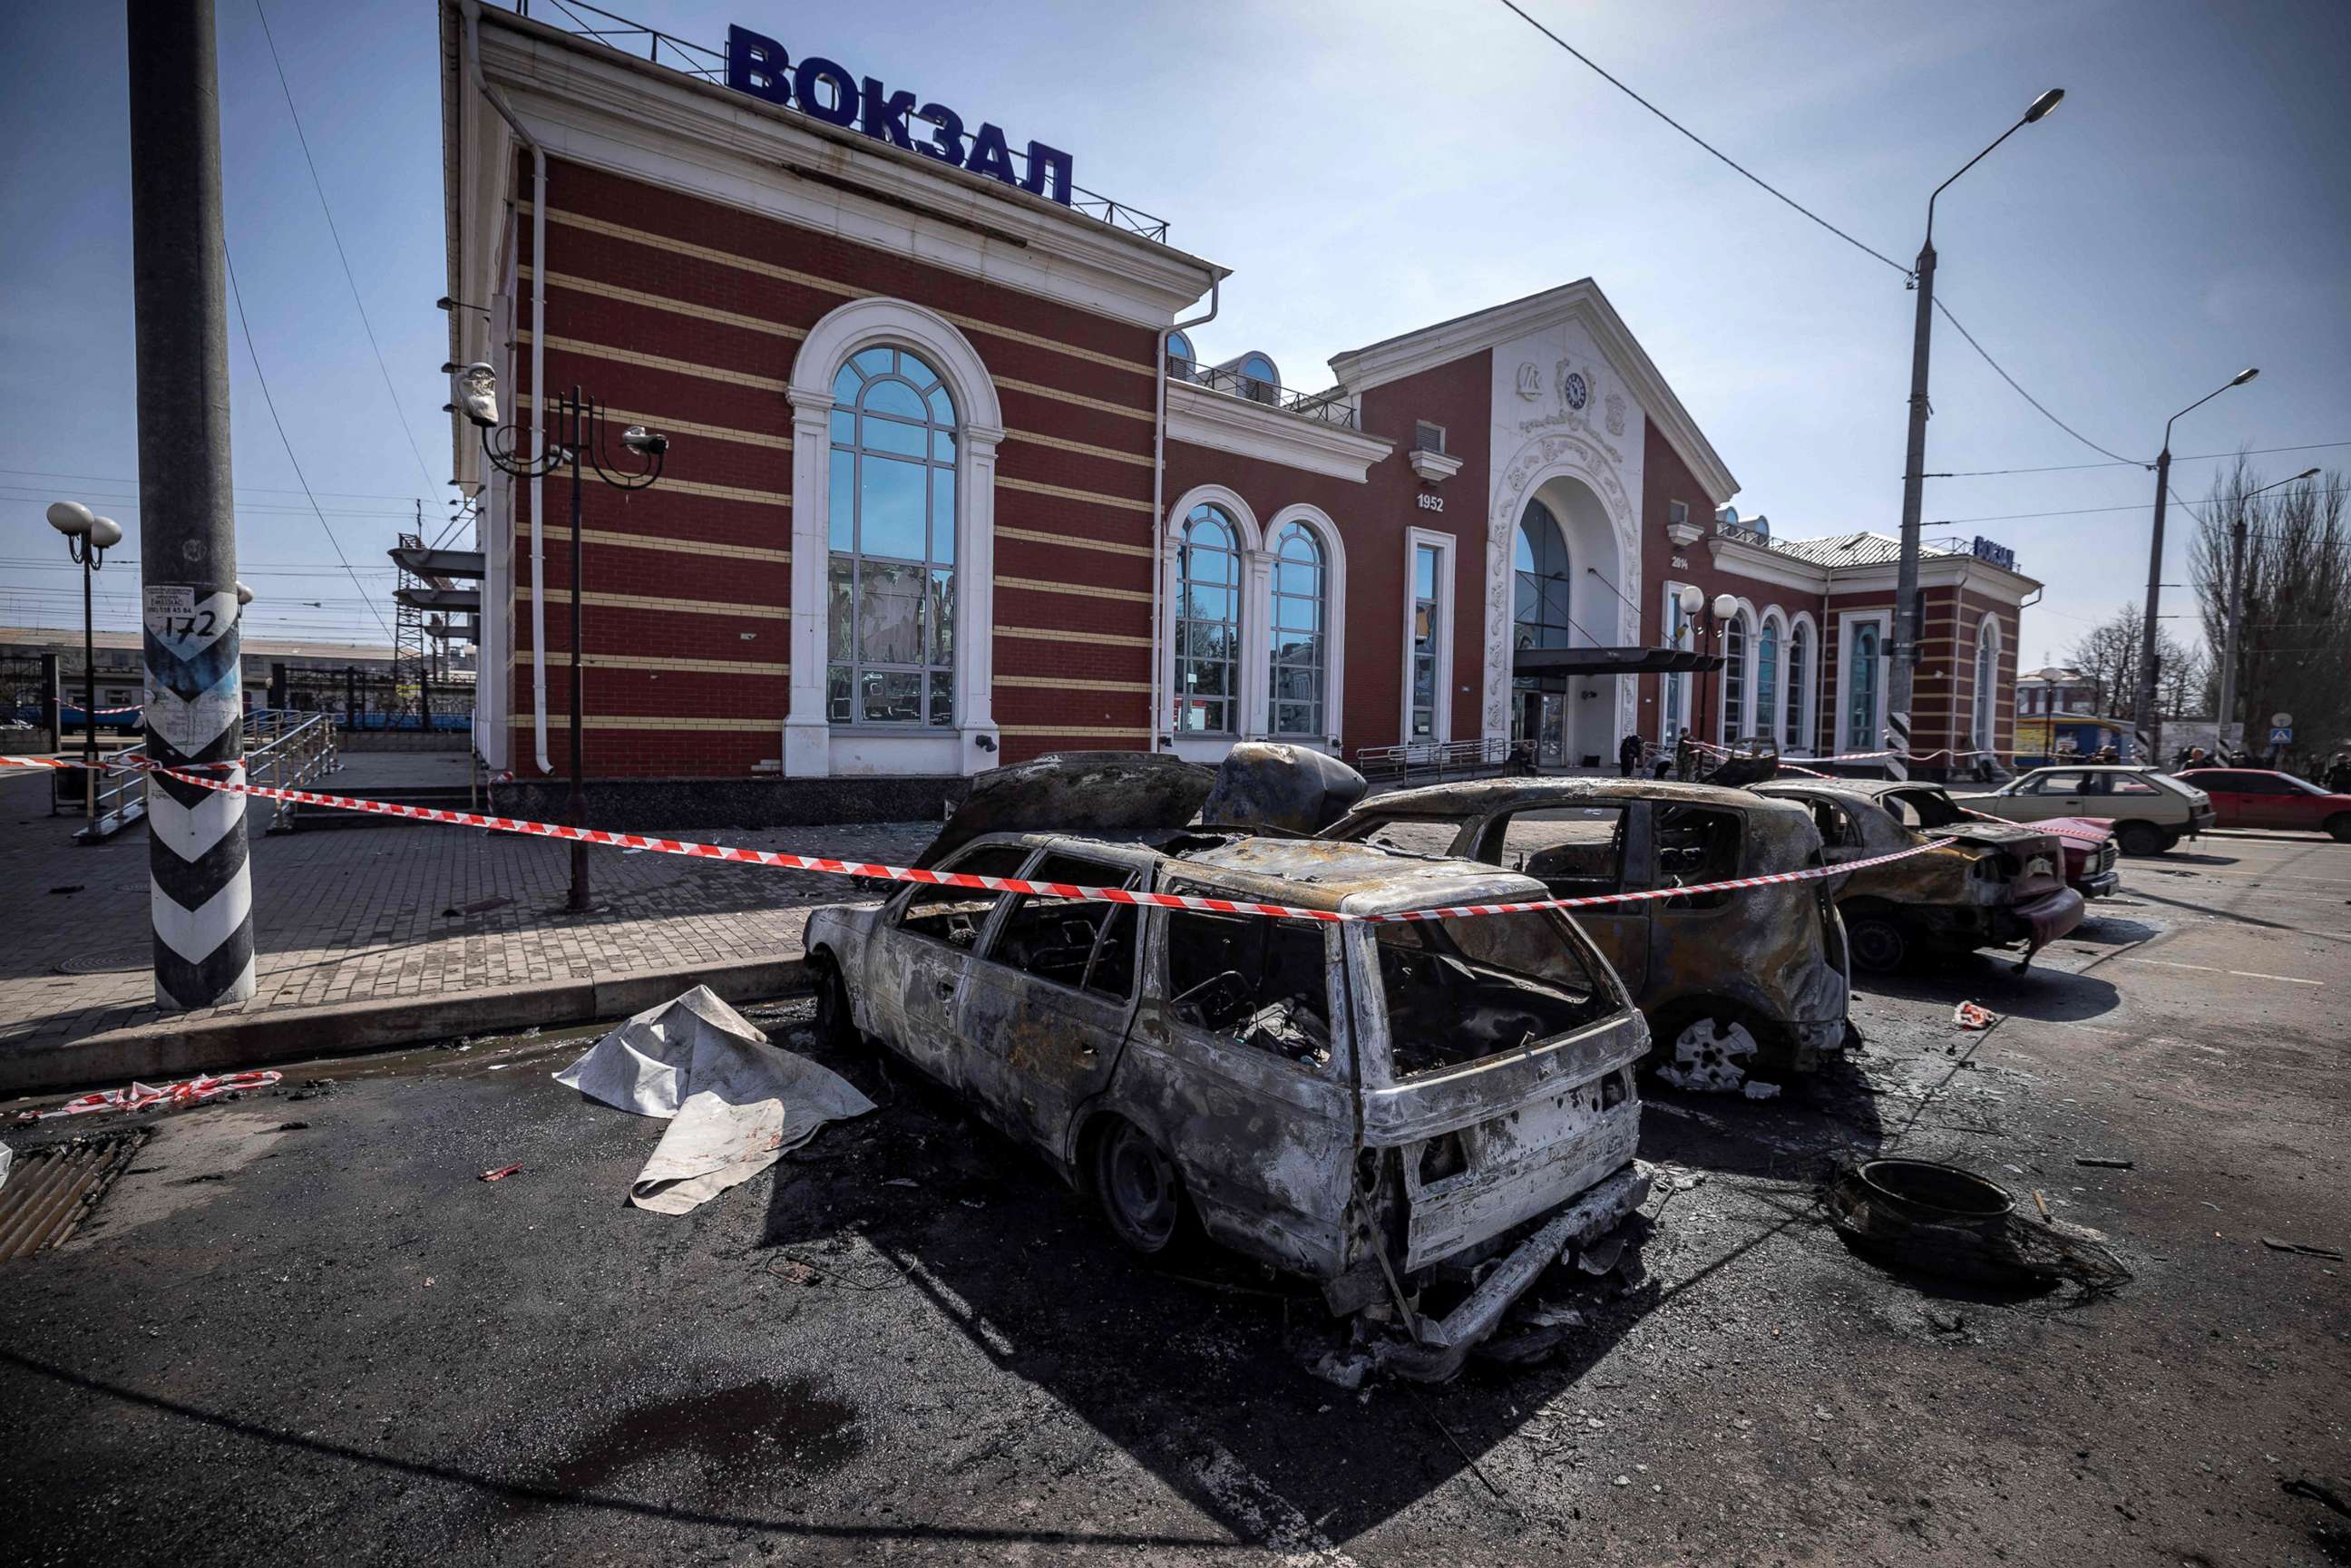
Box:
1508;475;1626;768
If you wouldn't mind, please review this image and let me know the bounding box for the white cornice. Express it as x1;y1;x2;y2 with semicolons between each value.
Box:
1166;381;1394;483
1408;448;1463;484
466;5;1222;327
1326;279;1738;506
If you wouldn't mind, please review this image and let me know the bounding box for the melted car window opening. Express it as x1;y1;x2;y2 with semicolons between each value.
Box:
984;853;1142;1001
1493;806;1627;895
1165;911;1333;1068
895;844;1031;949
1654;805;1740;911
1373;913;1610;1079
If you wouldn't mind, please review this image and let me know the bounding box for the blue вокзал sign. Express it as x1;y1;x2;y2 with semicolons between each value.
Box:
1970;536;2017;572
725;24;1076;208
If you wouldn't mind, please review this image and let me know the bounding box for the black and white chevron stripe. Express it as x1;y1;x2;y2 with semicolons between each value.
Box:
1886;710;1913;782
146;590;255;1009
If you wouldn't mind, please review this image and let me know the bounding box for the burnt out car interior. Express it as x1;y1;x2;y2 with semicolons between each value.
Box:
1370;913;1618;1077
1165;911;1334;1068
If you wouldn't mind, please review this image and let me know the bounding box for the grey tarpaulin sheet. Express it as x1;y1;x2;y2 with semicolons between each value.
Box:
554;986;873;1214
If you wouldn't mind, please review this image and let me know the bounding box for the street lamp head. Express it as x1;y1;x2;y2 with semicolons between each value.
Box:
86;516;123;551
1677;584;1704;618
234;581;254;606
2294;466;2321;481
46;500;94;537
619;425;668;456
2229;366;2258;386
454;362;500;429
1712;592;1739;621
2024;88;2064;123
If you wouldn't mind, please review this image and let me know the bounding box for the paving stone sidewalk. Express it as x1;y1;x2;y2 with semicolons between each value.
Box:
2;762;932;1056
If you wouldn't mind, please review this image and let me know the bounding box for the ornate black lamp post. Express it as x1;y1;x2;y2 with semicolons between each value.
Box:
46;501;125;824
457;365;668;913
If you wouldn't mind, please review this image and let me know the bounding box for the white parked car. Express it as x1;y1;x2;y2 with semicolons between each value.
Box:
1947;765;2215;857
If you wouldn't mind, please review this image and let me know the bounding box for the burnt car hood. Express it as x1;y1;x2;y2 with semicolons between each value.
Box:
1922;822;2063;853
918;744;1369;867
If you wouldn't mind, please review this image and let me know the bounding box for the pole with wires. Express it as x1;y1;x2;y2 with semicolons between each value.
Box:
126;0;257;1008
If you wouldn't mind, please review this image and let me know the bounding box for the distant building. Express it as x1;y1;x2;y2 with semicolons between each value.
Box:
2016;665;2102;717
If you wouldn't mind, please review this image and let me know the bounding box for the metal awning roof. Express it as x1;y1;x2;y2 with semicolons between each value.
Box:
1513;646;1722;677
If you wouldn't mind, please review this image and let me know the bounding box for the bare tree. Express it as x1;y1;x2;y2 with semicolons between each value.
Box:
2061;605;2201;720
2190;461;2351;772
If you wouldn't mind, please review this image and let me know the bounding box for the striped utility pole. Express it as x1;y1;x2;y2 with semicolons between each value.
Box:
1885;711;1911;782
127;0;255;1008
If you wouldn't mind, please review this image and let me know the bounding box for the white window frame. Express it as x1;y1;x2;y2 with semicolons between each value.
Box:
1971;611;2002;755
1784;611;1819;756
785;297;1002;779
1401;527;1455;748
1659;579;1694;746
1263;502;1347;752
1836;609;1891;757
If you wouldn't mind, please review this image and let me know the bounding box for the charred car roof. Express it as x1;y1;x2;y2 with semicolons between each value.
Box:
956;830;1552;919
1370;775;1807;815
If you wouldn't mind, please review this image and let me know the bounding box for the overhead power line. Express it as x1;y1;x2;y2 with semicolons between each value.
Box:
0;465;426;503
251;0;440;493
1935;485;2349;526
1927;441;2351;479
223;242;398;644
1931;299;2140;465
1494;0;1910;275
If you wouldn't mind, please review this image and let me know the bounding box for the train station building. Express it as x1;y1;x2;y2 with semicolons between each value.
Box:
441;2;2038;808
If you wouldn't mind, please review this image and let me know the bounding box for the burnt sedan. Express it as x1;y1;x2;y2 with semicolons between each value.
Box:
803;831;1651;1380
1323;779;1852;1093
1751;780;2084;972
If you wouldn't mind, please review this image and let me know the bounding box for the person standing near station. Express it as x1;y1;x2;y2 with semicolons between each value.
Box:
1619;732;1644;777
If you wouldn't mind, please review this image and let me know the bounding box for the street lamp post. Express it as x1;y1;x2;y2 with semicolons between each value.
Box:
458;365;668;914
46;501;125;825
2213;464;2317;758
1675;585;1738;774
2134;367;2258;761
1890;89;2063;779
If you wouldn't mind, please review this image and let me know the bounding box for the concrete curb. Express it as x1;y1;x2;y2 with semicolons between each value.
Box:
1;956;810;1099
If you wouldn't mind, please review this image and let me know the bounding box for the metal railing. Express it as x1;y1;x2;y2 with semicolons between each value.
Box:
67;709;341;844
512;0;1173;245
1167;359;1361;431
1353;736;1530;783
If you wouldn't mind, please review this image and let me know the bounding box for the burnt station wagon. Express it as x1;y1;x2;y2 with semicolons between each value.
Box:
804;830;1652;1379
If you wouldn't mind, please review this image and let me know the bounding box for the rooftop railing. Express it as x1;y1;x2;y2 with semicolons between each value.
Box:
1168;358;1361;431
512;0;1173;244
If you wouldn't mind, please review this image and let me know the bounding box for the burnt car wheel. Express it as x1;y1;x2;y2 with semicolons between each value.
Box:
1657;1014;1762;1093
2325;813;2351;843
1089;1116;1187;1256
2113;821;2169;858
1845;914;1911;973
811;951;857;1047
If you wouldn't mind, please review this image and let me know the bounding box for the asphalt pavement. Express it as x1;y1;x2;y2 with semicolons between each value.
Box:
0;828;2345;1566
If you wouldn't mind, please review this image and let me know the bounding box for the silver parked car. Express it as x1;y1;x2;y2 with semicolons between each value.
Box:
804;829;1652;1378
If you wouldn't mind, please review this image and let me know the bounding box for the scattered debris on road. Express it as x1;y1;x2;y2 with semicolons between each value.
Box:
478;1164;523;1183
1953;1001;1997;1029
0;1132;147;1258
2073;1155;2134;1169
2258;1235;2344;1261
555;986;873;1214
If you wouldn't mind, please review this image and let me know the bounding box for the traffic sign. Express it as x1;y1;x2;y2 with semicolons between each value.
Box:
2269;726;2293;745
2271;711;2293;728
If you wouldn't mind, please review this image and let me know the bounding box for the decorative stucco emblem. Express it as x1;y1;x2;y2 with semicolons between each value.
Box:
1515;362;1543;401
1605;391;1626;438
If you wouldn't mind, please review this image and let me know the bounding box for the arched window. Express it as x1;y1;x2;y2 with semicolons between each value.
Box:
1783;621;1810;752
1176;504;1241;734
1513;503;1575;650
1722;610;1750;741
1848;623;1880;752
827;346;958;726
1973;615;2001;752
1269;521;1325;737
1237;353;1278;403
1166;330;1195;381
1756;616;1780;745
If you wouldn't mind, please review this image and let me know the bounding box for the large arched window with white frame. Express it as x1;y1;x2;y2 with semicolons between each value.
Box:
1756;612;1782;746
1783;618;1812;753
1269;520;1326;737
826;346;959;726
1720;608;1751;742
1972;613;2002;754
1175;503;1242;734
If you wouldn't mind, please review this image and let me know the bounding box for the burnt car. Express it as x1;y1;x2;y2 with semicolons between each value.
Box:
803;829;1650;1381
1322;779;1852;1091
1751;780;2084;972
1848;779;2121;900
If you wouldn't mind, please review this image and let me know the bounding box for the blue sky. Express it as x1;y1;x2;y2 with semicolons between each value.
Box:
3;0;2346;666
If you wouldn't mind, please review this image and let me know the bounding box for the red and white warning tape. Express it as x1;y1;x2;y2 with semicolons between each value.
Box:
15;1069;284;1122
1;751;1935;925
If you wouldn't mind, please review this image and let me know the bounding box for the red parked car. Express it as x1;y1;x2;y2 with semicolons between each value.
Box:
2175;769;2351;842
2038;816;2121;897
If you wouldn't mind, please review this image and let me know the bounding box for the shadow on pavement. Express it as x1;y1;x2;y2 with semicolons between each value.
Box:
1857;954;2123;1025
